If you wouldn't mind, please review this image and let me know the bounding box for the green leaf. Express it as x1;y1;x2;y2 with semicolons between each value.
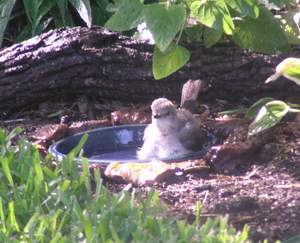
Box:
105;0;143;31
248;100;289;136
8;201;20;232
1;158;14;187
0;198;6;233
226;0;259;18
144;4;186;52
105;1;120;13
60;179;71;192
47;110;63;118
56;0;68;25
203;26;223;48
0;0;16;47
245;97;274;118
5;127;22;146
15;24;31;42
153;43;190;80
92;0;110;26
232;6;290;54
283;64;300;84
22;0;40;24
282;22;300;45
23;0;56;35
265;58;300;84
33;150;44;182
37;0;56;23
190;0;234;35
69;0;92;27
218;108;248;116
182;26;203;43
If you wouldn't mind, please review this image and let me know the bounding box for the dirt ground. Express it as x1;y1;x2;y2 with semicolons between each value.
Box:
2;97;300;243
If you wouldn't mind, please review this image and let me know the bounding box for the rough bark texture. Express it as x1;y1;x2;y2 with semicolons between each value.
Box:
0;26;300;116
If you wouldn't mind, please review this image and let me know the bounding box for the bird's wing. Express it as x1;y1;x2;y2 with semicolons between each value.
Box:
177;110;206;151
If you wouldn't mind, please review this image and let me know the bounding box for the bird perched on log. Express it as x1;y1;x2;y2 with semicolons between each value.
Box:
137;80;207;160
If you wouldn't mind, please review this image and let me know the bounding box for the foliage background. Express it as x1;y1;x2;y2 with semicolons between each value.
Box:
1;0;299;79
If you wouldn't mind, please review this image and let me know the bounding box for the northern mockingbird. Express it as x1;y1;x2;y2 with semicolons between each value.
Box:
137;97;206;160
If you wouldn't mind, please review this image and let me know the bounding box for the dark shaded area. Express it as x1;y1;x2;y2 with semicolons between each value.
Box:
1;27;300;118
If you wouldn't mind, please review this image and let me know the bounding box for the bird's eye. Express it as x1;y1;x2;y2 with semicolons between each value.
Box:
153;111;170;119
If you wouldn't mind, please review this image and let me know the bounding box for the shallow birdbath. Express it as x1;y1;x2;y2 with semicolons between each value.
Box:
49;124;216;184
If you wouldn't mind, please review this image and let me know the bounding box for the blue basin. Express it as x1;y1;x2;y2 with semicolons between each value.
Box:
49;124;216;164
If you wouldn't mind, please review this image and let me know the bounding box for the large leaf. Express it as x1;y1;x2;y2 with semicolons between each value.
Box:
265;58;300;85
283;64;300;85
248;100;289;136
36;0;56;28
69;0;92;27
203;26;223;48
153;43;190;80
0;0;16;47
23;0;56;35
190;0;234;35
245;97;274;118
226;0;259;18
22;0;40;24
56;0;68;25
232;6;290;54
182;26;203;43
15;24;31;43
92;0;110;26
55;0;74;27
278;10;300;45
105;0;143;31
144;4;186;52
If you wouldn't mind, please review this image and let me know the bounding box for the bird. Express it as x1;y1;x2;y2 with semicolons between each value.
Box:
265;57;300;85
137;97;207;160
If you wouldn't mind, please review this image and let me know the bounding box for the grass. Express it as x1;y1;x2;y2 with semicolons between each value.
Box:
0;127;251;242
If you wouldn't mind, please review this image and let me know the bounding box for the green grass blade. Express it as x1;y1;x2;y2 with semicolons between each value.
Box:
0;198;7;233
8;201;20;232
0;0;16;47
1;158;14;187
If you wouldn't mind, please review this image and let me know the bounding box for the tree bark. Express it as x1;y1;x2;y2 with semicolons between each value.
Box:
0;26;299;117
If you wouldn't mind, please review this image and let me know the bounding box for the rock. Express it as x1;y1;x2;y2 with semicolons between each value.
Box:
104;160;207;185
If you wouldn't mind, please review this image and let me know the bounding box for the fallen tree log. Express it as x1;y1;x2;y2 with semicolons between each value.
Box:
0;26;299;117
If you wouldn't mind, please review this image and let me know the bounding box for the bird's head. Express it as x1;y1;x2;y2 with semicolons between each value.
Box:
150;98;177;133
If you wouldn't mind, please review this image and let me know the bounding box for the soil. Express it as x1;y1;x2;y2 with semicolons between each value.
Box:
2;96;300;243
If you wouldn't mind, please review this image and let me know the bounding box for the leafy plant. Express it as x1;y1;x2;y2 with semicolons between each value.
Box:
221;96;300;136
247;100;297;136
0;0;111;46
0;0;16;47
104;0;298;79
244;58;300;136
0;127;251;241
1;0;299;79
266;57;300;85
